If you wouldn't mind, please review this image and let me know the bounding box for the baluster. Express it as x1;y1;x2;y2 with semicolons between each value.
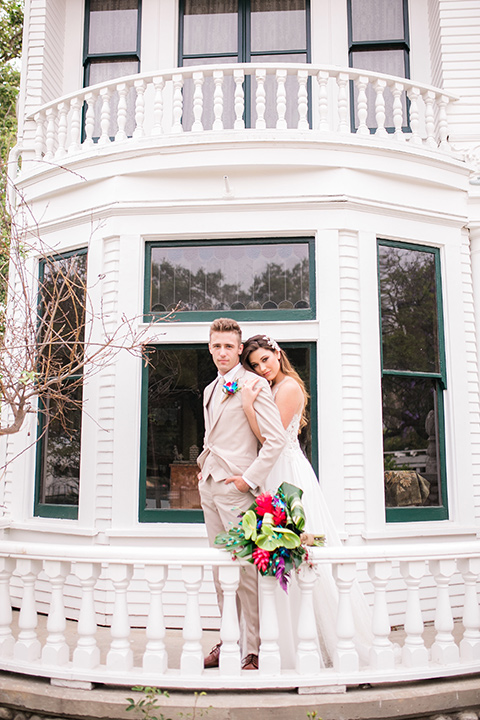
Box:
458;558;480;661
213;70;224;132
55;102;68;159
218;564;241;675
98;87;112;146
192;71;204;132
152;76;165;135
317;70;329;132
106;564;133;671
0;558;15;657
355;75;369;137
68;97;82;154
438;95;450;152
115;83;128;142
72;562;101;669
143;565;168;674
42;560;69;666
336;73;349;134
255;68;267;130
368;561;394;670
399;560;428;667
391;81;405;141
180;565;203;675
44;108;56;161
297;69;309;130
233;69;245;130
275;69;287;130
84;91;96;148
34;111;45;160
430;559;460;665
14;559;42;662
423;90;437;149
259;574;280;675
373;78;387;137
296;564;321;675
332;563;359;672
407;86;422;146
133;79;146;139
172;74;184;134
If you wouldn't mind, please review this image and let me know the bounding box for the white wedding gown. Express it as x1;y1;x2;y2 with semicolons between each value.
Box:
262;405;373;669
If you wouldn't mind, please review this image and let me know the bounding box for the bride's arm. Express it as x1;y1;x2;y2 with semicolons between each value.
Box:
242;378;265;443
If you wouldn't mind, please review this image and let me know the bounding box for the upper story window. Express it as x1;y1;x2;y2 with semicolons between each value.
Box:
378;240;448;523
83;0;142;87
179;0;310;128
347;0;410;131
145;238;315;322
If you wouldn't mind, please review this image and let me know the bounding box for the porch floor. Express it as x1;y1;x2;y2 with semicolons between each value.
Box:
1;615;478;720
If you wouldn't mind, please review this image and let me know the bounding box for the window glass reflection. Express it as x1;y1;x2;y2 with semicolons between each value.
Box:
350;0;405;42
382;376;441;508
379;245;439;373
183;0;238;56
149;242;311;313
251;0;306;53
88;0;139;55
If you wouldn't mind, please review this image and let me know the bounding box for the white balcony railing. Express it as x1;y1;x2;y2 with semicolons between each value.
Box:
16;63;458;172
0;539;479;690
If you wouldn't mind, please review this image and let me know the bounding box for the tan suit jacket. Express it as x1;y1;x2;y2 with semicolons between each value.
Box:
197;366;285;490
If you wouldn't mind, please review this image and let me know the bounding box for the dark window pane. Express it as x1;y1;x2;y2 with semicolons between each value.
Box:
149;242;310;313
382;376;442;508
145;345;311;511
39;384;83;506
251;0;306;53
379;245;439;373
183;0;238;56
39;254;87;372
351;49;407;128
350;0;405;42
88;0;139;55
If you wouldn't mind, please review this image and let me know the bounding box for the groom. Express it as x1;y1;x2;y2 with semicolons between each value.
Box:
197;318;285;670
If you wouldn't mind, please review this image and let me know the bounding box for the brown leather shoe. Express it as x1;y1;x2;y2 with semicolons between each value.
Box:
242;653;258;670
204;642;221;669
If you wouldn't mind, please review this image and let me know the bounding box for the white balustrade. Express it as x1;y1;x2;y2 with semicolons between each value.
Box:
0;542;477;690
18;63;456;171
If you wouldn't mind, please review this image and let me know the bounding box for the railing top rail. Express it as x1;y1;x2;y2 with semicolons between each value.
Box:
25;62;458;122
1;538;479;565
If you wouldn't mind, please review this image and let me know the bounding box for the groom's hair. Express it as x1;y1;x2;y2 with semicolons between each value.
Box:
209;317;242;341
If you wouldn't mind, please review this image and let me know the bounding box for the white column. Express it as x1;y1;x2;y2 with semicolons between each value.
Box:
42;560;70;666
192;72;204;132
143;565;168;674
133;79;146;138
106;564;133;671
218;564;241;676
400;560;429;667
458;557;480;661
72;562;101;669
14;559;42;662
255;69;267;130
296;564;321;675
368;561;394;670
0;558;15;657
430;559;460;665
213;70;225;132
259;575;281;675
180;565;204;676
333;563;359;672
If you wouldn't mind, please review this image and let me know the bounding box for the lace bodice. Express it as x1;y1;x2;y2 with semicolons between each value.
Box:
284;414;302;453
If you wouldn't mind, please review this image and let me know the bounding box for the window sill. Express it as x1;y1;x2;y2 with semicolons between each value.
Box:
362;523;479;542
106;524;208;540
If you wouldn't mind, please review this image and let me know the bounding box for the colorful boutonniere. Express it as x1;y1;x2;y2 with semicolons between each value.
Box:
221;380;240;402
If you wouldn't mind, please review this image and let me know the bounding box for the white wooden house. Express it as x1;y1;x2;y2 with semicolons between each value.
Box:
2;0;480;691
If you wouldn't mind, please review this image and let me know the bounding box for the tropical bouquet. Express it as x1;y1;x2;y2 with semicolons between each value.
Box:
215;482;325;593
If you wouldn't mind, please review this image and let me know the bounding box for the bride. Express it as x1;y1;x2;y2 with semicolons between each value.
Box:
240;334;373;668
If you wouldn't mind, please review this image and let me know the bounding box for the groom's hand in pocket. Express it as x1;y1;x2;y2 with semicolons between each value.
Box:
224;475;250;493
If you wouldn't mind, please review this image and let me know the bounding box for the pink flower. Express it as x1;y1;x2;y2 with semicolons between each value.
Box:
252;547;271;573
255;494;274;516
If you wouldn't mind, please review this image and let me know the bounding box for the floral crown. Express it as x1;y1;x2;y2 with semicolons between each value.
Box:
263;335;280;353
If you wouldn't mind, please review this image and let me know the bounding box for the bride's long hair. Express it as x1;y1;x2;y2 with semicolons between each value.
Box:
241;335;309;430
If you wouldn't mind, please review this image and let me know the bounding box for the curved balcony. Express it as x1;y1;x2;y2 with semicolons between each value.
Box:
0;539;479;691
12;63;458;186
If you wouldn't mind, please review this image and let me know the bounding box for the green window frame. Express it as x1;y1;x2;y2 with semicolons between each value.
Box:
378;239;448;522
34;249;88;520
139;341;317;523
144;237;316;323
